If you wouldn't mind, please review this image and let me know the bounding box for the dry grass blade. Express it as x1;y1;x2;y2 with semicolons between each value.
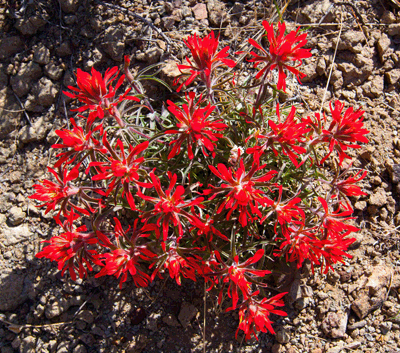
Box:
319;8;343;115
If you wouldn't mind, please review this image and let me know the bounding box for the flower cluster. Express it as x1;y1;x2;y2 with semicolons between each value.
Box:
30;21;369;342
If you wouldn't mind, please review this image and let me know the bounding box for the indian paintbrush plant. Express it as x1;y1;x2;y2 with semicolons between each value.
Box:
30;21;369;340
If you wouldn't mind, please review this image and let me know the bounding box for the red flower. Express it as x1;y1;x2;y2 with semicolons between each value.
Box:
247;105;309;167
319;101;369;165
247;21;311;91
317;231;355;274
318;197;359;234
175;32;236;92
211;249;271;310
29;165;86;216
52;118;105;168
204;160;277;226
95;218;157;288
165;92;227;159
36;211;98;281
335;170;368;199
137;172;204;249
162;247;200;285
193;215;229;243
274;222;322;270
261;185;304;229
64;67;139;126
90;138;149;210
235;291;287;340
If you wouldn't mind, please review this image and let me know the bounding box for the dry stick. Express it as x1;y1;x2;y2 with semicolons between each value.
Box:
318;9;343;116
93;0;172;53
203;280;206;353
12;92;31;125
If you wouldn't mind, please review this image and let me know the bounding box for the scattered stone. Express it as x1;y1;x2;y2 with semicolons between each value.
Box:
362;75;384;98
178;302;198;328
377;33;391;61
19;117;50;143
0;223;32;245
146;312;162;331
136;47;163;64
386;69;400;85
44;62;64;81
382;11;396;24
192;3;207;20
331;70;343;90
76;310;94;324
161;59;181;86
79;334;96;346
33;45;51;65
207;0;228;26
35;77;58;107
0;87;23;138
162;313;181;327
15;16;46;36
102;26;125;62
368;187;387;207
351;293;371;319
56;42;72;57
161;16;175;30
321;310;348;338
338;62;370;86
336;31;365;53
0;36;24;60
59;0;79;13
73;345;87;353
125;334;148;353
10;62;42;97
8;206;25;225
276;328;290;343
354;201;367;211
129;307;147;325
19;336;36;353
0;271;29;311
45;297;70;319
302;59;318;82
388;24;400;36
347;319;367;330
366;264;392;295
297;0;333;24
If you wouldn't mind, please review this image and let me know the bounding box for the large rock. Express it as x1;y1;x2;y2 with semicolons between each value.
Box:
386;69;400;85
368;187;387;207
0;36;24;60
321;310;348;338
45;297;70;319
19;116;50;143
365;264;392;295
59;0;79;13
0;87;23;138
33;44;51;65
362;75;384;98
192;3;208;20
335;31;365;53
0;223;33;246
377;33;391;62
34;77;58;107
15;16;46;35
178;302;198;328
297;0;332;24
10;62;42;97
102;26;125;62
0;271;32;311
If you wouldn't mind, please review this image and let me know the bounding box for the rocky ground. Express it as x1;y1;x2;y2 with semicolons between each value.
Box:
1;0;400;352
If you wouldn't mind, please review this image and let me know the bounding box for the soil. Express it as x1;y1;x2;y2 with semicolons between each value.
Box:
1;0;400;352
